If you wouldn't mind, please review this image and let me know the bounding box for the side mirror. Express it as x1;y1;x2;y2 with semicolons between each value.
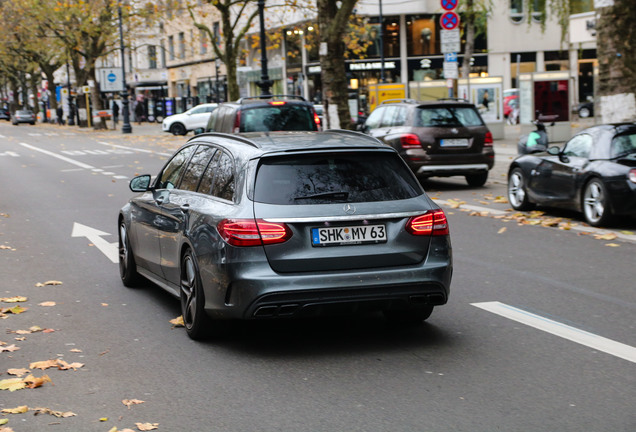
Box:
547;146;561;156
193;127;204;135
129;174;152;192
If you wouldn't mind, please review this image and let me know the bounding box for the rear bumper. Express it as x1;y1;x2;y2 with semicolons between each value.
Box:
404;149;495;177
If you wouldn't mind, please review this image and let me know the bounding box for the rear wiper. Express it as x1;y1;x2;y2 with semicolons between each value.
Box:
293;191;349;201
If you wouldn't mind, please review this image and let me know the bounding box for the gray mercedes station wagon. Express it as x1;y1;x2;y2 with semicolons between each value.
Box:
118;130;452;339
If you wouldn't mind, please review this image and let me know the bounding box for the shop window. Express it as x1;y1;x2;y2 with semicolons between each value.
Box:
148;46;157;69
364;17;400;58
407;16;436;56
509;0;524;24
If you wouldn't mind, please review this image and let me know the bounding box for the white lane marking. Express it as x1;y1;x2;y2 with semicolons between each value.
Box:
71;222;118;263
20;142;94;169
0;151;20;157
98;141;172;157
434;199;636;243
472;301;636;364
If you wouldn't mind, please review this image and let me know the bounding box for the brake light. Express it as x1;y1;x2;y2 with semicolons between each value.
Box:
233;110;241;133
269;101;286;106
629;169;636;183
400;134;421;149
314;111;321;129
217;219;292;247
406;210;449;236
484;131;493;146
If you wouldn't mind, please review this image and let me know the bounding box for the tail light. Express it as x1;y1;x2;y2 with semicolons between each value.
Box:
629;169;636;183
217;219;292;247
400;134;421;149
406;210;449;236
233;110;241;133
484;131;494;147
313;111;321;130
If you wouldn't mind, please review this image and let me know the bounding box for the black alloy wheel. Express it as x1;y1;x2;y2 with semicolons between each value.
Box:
119;222;141;287
180;249;210;340
170;122;187;136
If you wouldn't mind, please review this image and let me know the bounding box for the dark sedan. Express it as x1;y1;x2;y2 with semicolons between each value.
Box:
0;108;10;121
119;131;453;339
507;123;636;227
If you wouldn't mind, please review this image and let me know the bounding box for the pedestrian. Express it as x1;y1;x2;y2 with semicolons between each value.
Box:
135;102;144;125
56;106;64;125
112;101;120;129
482;90;490;111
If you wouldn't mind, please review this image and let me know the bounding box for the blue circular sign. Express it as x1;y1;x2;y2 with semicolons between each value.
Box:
440;11;460;30
441;0;458;11
107;72;116;83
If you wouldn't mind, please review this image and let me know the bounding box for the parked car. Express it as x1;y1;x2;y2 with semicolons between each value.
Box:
201;95;320;133
0;107;10;121
575;100;594;118
507;123;636;227
119;130;452;339
362;99;494;187
11;109;36;125
162;103;217;136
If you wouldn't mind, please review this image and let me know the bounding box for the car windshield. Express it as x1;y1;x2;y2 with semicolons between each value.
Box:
417;107;484;127
254;152;422;205
611;133;636;158
240;104;316;132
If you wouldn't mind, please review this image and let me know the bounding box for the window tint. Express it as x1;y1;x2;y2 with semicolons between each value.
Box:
179;146;217;191
380;105;403;127
611;133;636;158
417;107;484;127
157;145;196;190
240;104;316;132
365;107;384;129
210;151;235;201
563;134;593;158
254;152;422;205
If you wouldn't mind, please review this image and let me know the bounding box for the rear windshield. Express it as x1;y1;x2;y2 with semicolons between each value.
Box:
254;152;423;205
240;104;316;132
611;133;636;158
417;106;484;127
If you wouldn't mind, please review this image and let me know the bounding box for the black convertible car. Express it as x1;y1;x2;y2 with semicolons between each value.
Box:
507;123;636;227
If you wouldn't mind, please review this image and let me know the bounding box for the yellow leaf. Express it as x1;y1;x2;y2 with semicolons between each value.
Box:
604;243;620;247
0;296;27;303
30;360;59;370
170;316;184;327
497;227;507;234
4;306;27;315
0;418;8;426
7;368;30;377
493;196;508;203
620;230;634;235
2;405;28;414
594;233;617;241
100;417;109;422
0;378;27;392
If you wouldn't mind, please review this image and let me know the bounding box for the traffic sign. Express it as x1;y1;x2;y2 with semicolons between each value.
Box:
444;52;458;62
440;11;460;31
443;62;458;79
440;29;461;53
441;0;458;11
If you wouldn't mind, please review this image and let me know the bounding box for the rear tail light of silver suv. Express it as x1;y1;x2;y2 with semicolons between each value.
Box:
218;219;292;247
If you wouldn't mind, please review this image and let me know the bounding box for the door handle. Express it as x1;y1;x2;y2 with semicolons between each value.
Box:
155;196;165;205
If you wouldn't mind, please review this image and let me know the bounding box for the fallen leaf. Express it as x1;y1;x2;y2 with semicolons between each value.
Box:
620;230;634;235
57;360;84;371
32;407;75;418
0;344;20;353
446;199;466;209
35;280;63;287
1;306;27;315
604;243;620;247
100;417;109;422
38;301;56;307
122;399;145;409
0;378;27;392
493;196;508;203
23;374;52;389
7;368;30;377
497;227;507;234
30;360;59;370
2;406;28;414
101;303;109;307
136;423;159;431
0;296;27;303
594;233;617;241
170;316;184;327
70;348;82;353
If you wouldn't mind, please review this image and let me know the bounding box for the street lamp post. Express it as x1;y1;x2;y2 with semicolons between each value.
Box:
118;2;132;133
66;60;75;126
256;0;272;96
379;0;385;83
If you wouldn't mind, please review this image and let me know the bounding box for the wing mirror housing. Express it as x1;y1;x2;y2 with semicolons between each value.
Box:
547;146;561;156
129;174;152;192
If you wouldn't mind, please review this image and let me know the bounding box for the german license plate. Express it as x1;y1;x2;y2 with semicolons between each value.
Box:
311;225;387;247
440;138;468;147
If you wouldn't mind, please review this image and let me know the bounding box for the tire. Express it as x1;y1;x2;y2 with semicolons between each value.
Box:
465;172;488;187
384;306;434;325
180;249;212;340
578;107;590;118
119;222;141;287
583;178;612;227
508;167;534;210
170;122;187;136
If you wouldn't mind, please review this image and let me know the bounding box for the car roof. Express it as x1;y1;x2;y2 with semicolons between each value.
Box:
188;130;389;156
379;98;475;108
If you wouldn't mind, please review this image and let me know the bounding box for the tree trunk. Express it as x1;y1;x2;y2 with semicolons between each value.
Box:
461;0;475;81
596;0;636;123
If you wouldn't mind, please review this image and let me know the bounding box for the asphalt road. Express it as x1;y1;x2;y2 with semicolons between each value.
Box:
1;121;634;432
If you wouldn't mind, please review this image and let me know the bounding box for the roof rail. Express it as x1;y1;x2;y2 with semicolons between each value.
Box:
237;95;307;104
322;129;382;143
437;97;470;102
188;132;261;148
380;98;418;105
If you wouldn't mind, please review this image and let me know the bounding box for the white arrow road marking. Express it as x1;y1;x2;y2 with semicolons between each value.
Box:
0;151;20;157
472;301;636;364
71;222;118;263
